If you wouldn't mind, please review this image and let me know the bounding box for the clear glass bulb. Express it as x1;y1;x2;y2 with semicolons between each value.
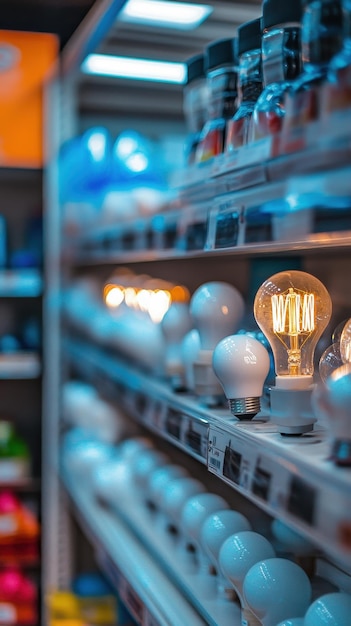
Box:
319;342;343;384
340;317;351;363
254;270;332;388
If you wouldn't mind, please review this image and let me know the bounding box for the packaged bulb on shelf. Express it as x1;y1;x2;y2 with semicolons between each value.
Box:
219;530;276;626
243;557;312;626
212;334;270;419
254;270;332;435
190;281;245;406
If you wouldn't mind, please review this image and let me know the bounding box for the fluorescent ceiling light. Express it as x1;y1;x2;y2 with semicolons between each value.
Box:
119;0;213;30
82;53;186;84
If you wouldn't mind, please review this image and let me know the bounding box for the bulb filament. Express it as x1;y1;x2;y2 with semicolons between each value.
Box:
272;288;315;375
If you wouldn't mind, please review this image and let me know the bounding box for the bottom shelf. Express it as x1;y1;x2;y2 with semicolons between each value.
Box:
61;466;208;626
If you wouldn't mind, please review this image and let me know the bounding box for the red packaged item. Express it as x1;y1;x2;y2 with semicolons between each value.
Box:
0;491;40;565
0;568;37;624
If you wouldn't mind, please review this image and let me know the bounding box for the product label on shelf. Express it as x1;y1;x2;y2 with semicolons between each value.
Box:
162;407;208;462
0;603;16;623
208;425;254;493
120;578;145;625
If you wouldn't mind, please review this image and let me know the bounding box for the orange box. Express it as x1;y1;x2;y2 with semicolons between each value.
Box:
0;30;58;168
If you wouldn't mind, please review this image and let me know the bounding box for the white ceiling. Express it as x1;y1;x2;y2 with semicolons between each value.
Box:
78;0;261;121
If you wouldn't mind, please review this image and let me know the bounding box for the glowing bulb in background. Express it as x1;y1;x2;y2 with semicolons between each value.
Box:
148;289;172;323
213;335;270;419
104;284;125;309
254;270;332;388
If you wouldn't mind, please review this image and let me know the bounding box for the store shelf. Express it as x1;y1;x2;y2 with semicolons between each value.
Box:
0;477;41;493
0;353;41;379
61;465;208;626
62;128;351;265
0;269;42;298
65;337;351;571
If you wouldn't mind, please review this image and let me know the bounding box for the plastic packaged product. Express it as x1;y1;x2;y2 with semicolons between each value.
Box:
183;54;208;164
225;18;263;151
195;37;238;162
0;568;37;625
323;0;351;115
283;0;344;136
0;420;30;483
252;0;303;146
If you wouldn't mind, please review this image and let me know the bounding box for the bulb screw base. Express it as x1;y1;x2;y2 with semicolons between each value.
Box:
228;397;260;419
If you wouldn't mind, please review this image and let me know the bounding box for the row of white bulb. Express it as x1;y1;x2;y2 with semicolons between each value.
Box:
64;269;351;460
62;432;351;626
162;274;351;461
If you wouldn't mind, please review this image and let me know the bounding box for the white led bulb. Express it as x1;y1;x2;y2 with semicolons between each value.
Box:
219;531;276;626
304;592;351;626
180;493;229;588
213;334;270;419
161;302;193;390
200;510;251;601
190;281;245;406
243;557;312;626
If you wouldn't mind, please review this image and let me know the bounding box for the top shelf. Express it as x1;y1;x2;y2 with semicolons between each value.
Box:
0;269;42;298
62;120;351;266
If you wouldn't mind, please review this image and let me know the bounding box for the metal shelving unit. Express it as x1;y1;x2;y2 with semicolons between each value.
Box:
42;0;351;622
61;466;209;626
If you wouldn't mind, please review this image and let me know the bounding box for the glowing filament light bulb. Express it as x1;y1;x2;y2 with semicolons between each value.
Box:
254;270;332;435
271;288;315;376
254;270;331;386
